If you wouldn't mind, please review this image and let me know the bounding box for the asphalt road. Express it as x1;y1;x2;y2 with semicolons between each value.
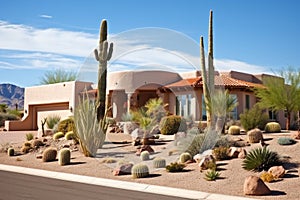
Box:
0;170;194;200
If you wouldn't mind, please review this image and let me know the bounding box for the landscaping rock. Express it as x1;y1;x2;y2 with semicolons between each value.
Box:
243;175;271;195
199;155;215;170
123;122;139;135
228;147;240;158
131;128;144;140
238;149;247;159
150;125;160;135
113;163;134;176
193;154;202;163
268;166;285;179
291;131;300;140
36;155;43;159
136;145;154;155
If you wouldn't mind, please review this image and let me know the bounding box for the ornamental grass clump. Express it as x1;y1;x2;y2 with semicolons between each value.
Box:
265;122;281;133
25;133;34;141
46;115;61;129
242;147;281;172
166;162;186;172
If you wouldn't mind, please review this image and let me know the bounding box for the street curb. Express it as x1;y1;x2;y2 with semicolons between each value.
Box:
0;164;257;200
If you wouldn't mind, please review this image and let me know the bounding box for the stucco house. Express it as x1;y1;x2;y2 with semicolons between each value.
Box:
5;70;287;131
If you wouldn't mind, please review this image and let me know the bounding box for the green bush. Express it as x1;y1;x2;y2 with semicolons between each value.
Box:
179;152;192;163
131;164;149;178
242;147;281;172
265;122;281;133
58;148;71;166
46;115;61;129
42;147;57;162
53;132;64;140
0;113;19;126
153;158;166;168
204;169;220;181
239;104;269;131
277;137;296;145
57;117;75;134
25;133;34;141
159;115;187;135
166;162;185;172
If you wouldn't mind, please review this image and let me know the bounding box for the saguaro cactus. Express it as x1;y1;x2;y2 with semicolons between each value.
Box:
94;19;113;122
200;10;215;128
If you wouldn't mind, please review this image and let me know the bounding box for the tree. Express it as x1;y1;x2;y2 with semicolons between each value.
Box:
40;69;77;84
254;68;300;130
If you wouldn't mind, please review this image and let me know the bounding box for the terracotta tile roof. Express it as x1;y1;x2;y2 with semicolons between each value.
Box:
164;74;264;89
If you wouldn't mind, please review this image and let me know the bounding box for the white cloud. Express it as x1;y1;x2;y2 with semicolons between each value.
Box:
39;15;53;19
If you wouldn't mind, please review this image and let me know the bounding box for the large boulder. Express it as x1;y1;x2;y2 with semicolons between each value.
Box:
243;175;271;195
268;166;285;179
113;163;133;176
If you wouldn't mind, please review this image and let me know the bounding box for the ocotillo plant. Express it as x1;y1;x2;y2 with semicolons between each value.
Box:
94;19;113;122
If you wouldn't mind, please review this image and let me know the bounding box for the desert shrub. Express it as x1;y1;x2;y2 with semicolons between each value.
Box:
65;131;76;140
206;160;217;171
213;146;230;161
247;128;263;143
0;113;18;126
53;132;64;140
204;169;220;181
21;142;32;153
240;104;269;131
58;148;71;166
42;147;57;162
57;117;75;134
265;122;281;133
242;147;281;172
25;133;34;141
228;125;240;135
179;152;192;163
31;139;44;148
260;172;275;183
7;148;14;156
166;162;186;172
140;151;150;161
153;158;166;168
46;115;61;129
131;164;149;178
159;115;187;135
100;157;118;164
277;137;296;145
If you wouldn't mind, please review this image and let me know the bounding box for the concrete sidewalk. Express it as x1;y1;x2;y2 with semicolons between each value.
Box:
0;164;257;200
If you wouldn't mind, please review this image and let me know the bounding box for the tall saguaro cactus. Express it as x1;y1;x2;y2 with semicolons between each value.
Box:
200;10;215;128
94;19;113;122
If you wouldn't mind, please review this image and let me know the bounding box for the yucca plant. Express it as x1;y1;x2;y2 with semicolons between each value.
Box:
242;147;281;172
40;69;77;84
204;169;220;181
46;115;61;129
74;91;107;157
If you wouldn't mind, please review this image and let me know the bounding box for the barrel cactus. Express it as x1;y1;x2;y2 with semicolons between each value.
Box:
131;163;149;178
153;158;166;168
179;152;192;163
140;151;150;161
265;122;281;133
247;128;263;143
7;147;14;156
53;132;64;140
65;131;75;140
42;147;57;162
228;125;240;135
59;148;71;166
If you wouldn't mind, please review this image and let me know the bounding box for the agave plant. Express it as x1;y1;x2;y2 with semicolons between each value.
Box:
74;91;107;157
242;147;281;172
204;169;220;181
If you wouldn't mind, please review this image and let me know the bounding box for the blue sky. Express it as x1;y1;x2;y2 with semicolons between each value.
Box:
0;0;299;87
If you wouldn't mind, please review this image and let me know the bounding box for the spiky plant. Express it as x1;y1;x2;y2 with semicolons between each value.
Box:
40;69;77;84
7;148;14;156
242;147;281;172
179;152;192;163
131;164;149;178
94;19;113;122
25;133;34;141
46;115;61;129
166;162;186;172
204;169;220;181
140;151;150;161
153;158;166;168
42;147;57;162
265;122;281;133
58;148;71;166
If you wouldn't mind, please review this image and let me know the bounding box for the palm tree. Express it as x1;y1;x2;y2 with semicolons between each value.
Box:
254;68;300;130
40;69;77;84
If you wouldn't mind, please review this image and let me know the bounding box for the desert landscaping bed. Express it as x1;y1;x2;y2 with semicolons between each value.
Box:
0;130;300;199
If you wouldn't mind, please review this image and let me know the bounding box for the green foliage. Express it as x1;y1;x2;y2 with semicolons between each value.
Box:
179;152;192;163
260;172;275;183
46;115;61;129
21;142;32;154
57;117;75;134
42;147;57;162
166;162;186;172
53;132;64;140
159;115;187;135
25;133;34;141
240;104;269;131
213;146;230;161
40;69;77;84
277;137;296;145
242;147;281;172
58;148;71;166
0;113;18;126
265;122;281;133
7;148;14;156
145;98;167;123
131;164;149;178
74;92;106;157
228;125;240;135
204;170;220;181
140;151;150;161
0;104;8;113
153;158;166;168
7;109;23;118
206;160;217;171
65;131;76;140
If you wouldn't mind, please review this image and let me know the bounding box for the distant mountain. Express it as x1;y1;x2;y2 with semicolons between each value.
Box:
0;83;24;109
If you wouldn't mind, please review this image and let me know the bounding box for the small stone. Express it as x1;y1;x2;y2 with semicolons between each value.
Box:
228;147;241;158
113;163;133;176
268;166;285;179
62;144;70;148
36;155;43;159
238;149;247;159
244;175;271;195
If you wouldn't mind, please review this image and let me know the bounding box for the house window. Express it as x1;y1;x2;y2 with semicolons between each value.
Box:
245;95;250;110
269;110;277;121
228;94;238;120
176;94;193;117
